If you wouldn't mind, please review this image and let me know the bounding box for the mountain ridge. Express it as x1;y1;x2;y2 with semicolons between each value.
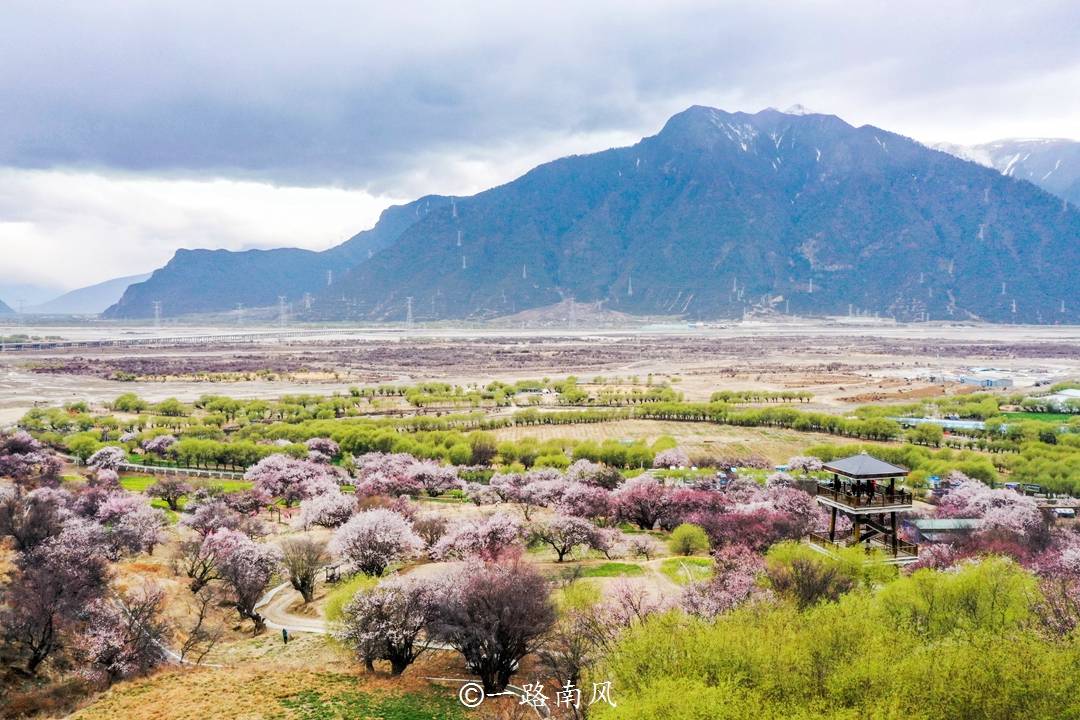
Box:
103;195;451;318
27;273;151;315
932;138;1080;206
315;106;1080;323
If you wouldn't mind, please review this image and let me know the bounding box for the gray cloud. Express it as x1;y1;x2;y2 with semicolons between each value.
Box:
3;1;1080;197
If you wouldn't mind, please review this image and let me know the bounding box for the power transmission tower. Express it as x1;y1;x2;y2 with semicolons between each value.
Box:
152;301;162;329
461;255;467;270
327;270;333;287
278;296;287;326
568;298;577;329
405;296;414;330
303;292;313;311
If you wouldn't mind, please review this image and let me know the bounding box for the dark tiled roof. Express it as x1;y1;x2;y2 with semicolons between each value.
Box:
823;452;909;479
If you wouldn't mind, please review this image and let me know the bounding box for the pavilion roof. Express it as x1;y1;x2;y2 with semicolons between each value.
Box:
823;452;909;479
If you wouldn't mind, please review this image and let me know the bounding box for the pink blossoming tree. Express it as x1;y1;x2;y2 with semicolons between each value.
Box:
330;509;424;576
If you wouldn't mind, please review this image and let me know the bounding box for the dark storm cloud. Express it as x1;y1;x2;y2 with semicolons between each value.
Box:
2;0;1079;195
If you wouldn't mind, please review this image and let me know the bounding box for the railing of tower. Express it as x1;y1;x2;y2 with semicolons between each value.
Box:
815;482;913;508
809;532;919;558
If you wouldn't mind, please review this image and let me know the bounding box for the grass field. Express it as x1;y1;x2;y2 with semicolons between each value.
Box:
659;557;714;586
120;475;253;494
578;562;647;578
492;419;886;462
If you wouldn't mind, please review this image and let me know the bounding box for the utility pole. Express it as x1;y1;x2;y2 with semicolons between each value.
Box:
568;298;577;329
327;270;333;287
303;292;313;311
152;300;162;329
461;255;467;270
405;296;414;330
278;296;287;327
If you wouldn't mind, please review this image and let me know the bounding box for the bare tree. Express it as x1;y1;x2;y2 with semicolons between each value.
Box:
174;538;220;593
180;586;225;665
281;536;329;603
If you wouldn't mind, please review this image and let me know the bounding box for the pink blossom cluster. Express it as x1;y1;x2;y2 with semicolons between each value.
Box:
298;490;356;529
681;544;765;618
141;434;177;456
937;476;1044;538
244;453;342;506
430;512;524;561
87;445;127;471
0;431;62;486
652;447;691;469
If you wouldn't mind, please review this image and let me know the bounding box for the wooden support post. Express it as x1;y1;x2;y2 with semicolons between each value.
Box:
829;506;837;541
891;511;898;554
852;517;861;542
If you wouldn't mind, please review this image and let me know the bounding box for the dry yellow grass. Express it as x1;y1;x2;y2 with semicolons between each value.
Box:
68;638;473;720
69;666;361;720
491;419;886;462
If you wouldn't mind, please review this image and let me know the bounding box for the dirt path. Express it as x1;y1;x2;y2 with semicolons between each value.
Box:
256;583;329;635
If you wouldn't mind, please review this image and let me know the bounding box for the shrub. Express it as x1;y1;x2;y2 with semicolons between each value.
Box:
668;523;710;556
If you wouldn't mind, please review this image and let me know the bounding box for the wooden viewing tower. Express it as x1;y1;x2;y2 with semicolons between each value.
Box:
809;452;919;564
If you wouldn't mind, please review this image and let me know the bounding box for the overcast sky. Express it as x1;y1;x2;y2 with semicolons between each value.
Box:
3;0;1080;294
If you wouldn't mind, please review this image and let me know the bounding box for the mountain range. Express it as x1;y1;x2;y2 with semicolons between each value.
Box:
106;106;1080;323
0;298;14;315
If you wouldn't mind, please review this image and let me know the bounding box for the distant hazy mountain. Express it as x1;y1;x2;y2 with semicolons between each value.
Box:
103;196;451;318
0;298;14;315
321;106;1080;323
0;282;62;308
933;139;1080;206
108;106;1080;323
27;273;151;314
